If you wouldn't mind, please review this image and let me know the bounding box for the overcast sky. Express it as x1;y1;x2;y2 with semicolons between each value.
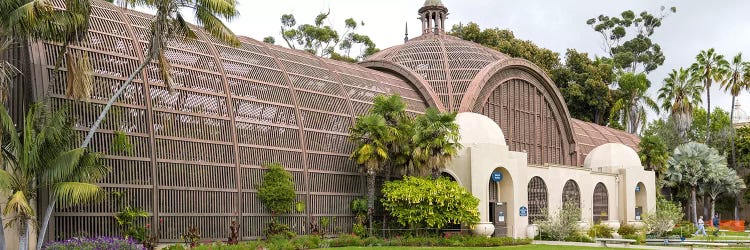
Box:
213;0;750;122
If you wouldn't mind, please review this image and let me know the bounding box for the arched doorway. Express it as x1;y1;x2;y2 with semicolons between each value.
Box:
563;180;581;218
489;167;513;237
527;176;548;225
593;183;609;223
635;182;647;220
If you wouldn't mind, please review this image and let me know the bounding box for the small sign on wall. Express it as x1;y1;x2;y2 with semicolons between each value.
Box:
491;172;503;182
520;206;528;216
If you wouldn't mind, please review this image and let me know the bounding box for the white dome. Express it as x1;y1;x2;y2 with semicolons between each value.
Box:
733;101;750;124
455;112;506;146
583;143;641;170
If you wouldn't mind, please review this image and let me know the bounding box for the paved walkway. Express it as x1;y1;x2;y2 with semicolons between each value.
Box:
532;240;714;250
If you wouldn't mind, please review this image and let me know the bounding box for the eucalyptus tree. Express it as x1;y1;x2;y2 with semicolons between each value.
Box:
411;108;462;179
657;67;702;137
691;48;730;142
350;113;393;236
665;142;724;224
0;104;107;250
609;72;659;134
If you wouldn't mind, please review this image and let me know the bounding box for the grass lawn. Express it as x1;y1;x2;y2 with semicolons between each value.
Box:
326;245;641;250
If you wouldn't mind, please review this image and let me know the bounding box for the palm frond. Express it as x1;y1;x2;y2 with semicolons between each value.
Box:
39;148;85;184
54;182;105;206
194;3;239;46
4;191;34;218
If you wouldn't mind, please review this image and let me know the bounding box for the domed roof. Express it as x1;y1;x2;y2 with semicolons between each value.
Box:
733;101;750;124
455;112;506;146
583;143;642;170
365;35;509;111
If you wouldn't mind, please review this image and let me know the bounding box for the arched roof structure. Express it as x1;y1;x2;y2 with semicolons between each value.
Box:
7;0;644;243
30;0;427;242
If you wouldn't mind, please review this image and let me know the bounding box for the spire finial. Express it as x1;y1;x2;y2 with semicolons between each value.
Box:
404;22;409;43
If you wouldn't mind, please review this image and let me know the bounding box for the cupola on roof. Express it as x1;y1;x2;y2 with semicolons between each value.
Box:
364;1;510;111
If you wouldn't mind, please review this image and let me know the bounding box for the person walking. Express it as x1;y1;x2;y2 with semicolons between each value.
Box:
695;216;707;236
712;213;720;236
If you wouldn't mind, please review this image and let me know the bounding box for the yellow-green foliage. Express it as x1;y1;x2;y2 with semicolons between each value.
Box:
381;176;479;229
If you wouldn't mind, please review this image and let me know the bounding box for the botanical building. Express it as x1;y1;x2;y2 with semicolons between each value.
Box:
3;0;655;244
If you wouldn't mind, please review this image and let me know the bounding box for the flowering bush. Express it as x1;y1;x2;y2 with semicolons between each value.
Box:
44;236;145;250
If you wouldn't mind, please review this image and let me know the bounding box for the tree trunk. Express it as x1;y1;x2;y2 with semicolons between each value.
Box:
703;195;709;219
36;198;56;250
0;210;5;250
382;164;392;236
367;170;375;237
18;220;29;250
706;80;712;143
730;95;741;220
81;54;154;148
710;196;716;224
692;186;698;224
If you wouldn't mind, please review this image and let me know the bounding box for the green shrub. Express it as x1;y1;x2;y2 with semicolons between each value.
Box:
618;223;638;236
588;224;614;238
622;233;645;244
264;218;295;239
363;236;385;246
352;223;367;238
665;222;695;238
564;232;594;243
538;200;581;240
289;235;321;249
328;234;364;247
643;198;684;237
381;176;480;229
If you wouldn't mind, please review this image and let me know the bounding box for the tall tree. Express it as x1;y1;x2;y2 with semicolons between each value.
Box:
690;107;732;152
551;49;616;124
665;142;723;225
722;53;750;167
637;134;669;188
411;108;462;179
721;53;749;220
691;48;730;143
657;67;703;137
449;22;560;74
586;6;675;73
280;12;378;62
40;0;241;246
350;114;393;236
704;166;745;220
0;104;107;250
609;72;659;134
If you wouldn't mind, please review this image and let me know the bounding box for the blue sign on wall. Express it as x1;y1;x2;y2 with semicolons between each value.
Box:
491;172;503;182
635;185;641;192
520;206;528;217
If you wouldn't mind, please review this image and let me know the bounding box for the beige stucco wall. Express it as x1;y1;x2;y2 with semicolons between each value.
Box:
448;112;657;238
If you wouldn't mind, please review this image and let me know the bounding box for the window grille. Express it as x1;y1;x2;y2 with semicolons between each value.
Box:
527;176;547;224
593;182;609;223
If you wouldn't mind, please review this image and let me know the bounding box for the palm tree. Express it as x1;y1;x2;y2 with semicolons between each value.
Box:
665;142;723;225
720;53;750;220
704;166;745;220
691;48;730;142
80;0;241;148
0;39;21;102
657;68;702;137
610;72;659;134
411;108;462;179
350;114;393;236
0;103;107;250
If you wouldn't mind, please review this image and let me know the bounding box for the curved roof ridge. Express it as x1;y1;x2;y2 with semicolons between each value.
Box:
570;118;640;166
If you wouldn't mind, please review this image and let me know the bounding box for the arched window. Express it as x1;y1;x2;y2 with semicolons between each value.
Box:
527;176;548;224
562;180;580;210
593;183;609;223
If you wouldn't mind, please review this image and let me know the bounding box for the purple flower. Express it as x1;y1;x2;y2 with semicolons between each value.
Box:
43;236;145;250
